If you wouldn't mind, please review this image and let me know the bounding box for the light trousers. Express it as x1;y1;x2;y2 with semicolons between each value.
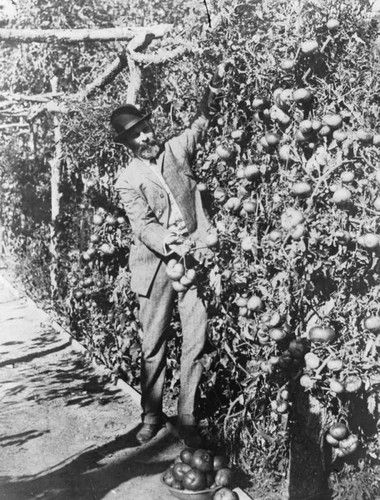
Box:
137;259;208;426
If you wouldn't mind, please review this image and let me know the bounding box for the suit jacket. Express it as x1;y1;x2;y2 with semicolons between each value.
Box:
115;121;215;296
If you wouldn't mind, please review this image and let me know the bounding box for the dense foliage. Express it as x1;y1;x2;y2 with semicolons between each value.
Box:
1;0;380;497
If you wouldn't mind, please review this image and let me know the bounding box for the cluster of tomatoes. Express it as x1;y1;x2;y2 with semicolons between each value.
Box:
72;209;128;300
241;302;371;441
164;230;221;293
72;274;103;303
257;83;380;155
81;208;127;261
325;422;360;458
162;447;238;499
69;208;128;309
253;319;310;416
300;327;364;398
165;258;198;293
255;316;366;455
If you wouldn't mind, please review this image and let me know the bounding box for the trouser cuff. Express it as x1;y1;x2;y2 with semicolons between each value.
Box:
142;413;164;425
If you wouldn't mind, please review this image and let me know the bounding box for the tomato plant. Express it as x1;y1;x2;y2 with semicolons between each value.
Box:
2;0;380;497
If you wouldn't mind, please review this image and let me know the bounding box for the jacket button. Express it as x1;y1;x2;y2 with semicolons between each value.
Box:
157;209;162;215
160;193;165;198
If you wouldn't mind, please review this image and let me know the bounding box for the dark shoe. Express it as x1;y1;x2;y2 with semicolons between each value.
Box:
178;424;203;448
136;423;163;444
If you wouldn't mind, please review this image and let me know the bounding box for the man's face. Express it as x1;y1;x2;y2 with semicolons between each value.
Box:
125;120;161;160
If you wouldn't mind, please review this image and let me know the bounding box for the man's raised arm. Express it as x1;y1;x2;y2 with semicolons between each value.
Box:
173;61;233;159
193;61;233;131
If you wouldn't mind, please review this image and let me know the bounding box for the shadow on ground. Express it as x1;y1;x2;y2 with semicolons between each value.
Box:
0;426;176;500
0;430;51;448
1;354;122;409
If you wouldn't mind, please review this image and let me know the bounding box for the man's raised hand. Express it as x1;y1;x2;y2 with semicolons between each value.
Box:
210;61;234;89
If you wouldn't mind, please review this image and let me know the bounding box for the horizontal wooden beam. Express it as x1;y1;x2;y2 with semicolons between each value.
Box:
0;24;172;43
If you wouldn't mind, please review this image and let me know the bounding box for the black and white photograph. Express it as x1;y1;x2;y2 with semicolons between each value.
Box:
1;0;380;499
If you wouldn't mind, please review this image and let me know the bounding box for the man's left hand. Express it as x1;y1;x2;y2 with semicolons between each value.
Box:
168;238;193;257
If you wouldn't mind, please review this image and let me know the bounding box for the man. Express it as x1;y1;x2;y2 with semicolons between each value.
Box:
110;63;230;447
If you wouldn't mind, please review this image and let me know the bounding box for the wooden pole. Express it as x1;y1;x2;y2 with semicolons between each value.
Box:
48;76;62;298
126;32;154;104
0;223;8;256
126;57;142;105
287;391;330;499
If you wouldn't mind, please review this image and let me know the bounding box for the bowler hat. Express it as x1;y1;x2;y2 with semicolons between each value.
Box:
110;104;151;143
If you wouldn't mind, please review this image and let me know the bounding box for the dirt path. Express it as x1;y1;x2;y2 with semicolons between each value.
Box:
0;278;183;500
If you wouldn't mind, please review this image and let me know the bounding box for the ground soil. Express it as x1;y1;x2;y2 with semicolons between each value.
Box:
0;276;184;500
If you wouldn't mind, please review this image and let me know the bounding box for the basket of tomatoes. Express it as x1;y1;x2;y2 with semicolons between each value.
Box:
161;447;238;500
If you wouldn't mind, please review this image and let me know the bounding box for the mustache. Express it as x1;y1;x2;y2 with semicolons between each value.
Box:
138;137;159;149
